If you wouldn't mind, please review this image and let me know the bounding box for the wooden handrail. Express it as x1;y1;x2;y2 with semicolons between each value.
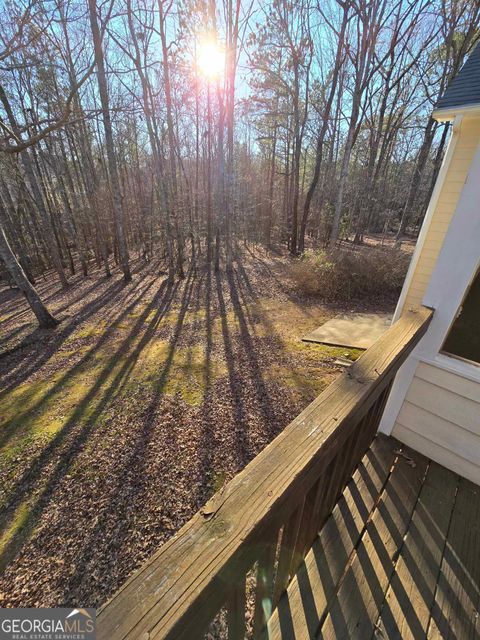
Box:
98;306;433;640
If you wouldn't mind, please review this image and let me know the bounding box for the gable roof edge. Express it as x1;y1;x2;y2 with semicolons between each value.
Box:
433;102;480;122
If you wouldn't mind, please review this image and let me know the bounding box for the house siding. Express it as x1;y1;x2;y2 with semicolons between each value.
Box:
392;361;480;485
402;116;480;311
388;114;480;485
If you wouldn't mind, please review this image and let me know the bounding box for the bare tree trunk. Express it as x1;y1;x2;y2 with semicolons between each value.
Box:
55;133;89;275
224;0;241;270
125;0;174;281
299;4;347;253
158;0;184;278
88;0;131;282
206;83;213;264
0;221;58;328
0;84;69;287
266;122;278;247
396;118;436;244
329;122;355;249
0;184;35;284
60;8;111;278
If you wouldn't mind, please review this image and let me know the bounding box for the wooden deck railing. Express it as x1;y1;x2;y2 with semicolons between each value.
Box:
98;306;433;640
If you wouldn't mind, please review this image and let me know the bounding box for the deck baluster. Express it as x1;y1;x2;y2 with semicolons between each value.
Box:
272;501;305;606
252;536;278;637
227;576;246;640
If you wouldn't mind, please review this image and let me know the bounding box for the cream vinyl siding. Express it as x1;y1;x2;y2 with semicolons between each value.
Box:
392;361;480;485
383;115;480;483
403;116;480;311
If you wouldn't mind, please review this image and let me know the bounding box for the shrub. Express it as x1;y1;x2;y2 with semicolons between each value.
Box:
292;246;410;301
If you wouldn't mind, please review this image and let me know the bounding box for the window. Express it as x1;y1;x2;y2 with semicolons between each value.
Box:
442;267;480;366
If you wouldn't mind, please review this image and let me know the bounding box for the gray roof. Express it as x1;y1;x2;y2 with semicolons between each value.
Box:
435;43;480;111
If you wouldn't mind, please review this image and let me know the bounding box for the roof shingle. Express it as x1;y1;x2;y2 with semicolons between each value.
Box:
436;43;480;111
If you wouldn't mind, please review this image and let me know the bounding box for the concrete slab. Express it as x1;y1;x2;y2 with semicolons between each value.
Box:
302;313;393;350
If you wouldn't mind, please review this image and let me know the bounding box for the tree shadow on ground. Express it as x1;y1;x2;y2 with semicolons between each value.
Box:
0;259;160;393
0;274;178;569
60;269;197;600
0;253;338;607
0;273;160;453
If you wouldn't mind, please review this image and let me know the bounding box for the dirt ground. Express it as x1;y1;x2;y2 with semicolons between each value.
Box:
0;248;396;608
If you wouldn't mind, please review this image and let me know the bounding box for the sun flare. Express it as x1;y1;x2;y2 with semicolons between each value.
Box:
197;40;225;79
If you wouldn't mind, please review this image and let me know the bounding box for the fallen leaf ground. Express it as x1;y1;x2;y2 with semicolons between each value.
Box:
0;249;394;608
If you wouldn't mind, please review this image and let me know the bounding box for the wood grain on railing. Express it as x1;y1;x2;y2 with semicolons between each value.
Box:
98;306;433;640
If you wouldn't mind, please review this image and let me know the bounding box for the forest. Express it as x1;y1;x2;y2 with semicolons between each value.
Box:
0;0;478;324
0;0;479;614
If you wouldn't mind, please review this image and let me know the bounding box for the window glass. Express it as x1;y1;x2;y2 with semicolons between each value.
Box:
441;268;480;365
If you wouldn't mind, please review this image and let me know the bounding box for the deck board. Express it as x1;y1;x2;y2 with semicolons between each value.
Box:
266;436;480;640
265;435;397;640
318;444;429;639
374;462;458;639
427;476;480;639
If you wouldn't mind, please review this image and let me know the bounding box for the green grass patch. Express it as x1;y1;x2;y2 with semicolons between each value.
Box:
0;500;32;570
284;338;362;362
0;328;228;465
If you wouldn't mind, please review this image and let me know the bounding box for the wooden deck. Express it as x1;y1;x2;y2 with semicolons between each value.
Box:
266;434;480;640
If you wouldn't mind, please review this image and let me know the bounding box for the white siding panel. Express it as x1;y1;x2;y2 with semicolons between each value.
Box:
405;377;480;434
393;422;480;485
397;401;480;464
446;171;468;183
415;361;480;402
449;157;472;173
392;360;480;483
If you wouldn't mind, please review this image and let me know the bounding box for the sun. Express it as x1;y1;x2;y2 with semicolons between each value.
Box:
197;40;225;79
